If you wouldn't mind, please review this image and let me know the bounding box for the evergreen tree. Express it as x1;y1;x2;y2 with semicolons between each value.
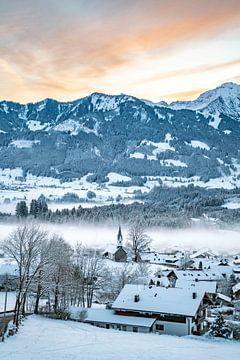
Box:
29;199;39;218
15;201;28;218
37;196;48;217
209;313;231;338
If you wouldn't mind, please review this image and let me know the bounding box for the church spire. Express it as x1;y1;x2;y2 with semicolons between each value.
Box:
117;225;123;248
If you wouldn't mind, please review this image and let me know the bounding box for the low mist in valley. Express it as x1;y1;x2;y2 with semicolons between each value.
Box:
0;221;239;254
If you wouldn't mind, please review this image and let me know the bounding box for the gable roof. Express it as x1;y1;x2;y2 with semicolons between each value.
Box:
102;244;127;256
190;249;216;259
112;284;205;317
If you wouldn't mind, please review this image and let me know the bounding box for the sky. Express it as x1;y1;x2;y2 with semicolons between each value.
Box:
0;0;239;103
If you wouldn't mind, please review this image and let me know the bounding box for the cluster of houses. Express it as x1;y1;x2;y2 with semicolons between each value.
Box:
1;226;240;337
73;227;240;336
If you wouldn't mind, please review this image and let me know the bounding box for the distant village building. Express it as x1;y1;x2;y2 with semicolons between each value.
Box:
232;283;240;300
140;250;193;269
102;226;127;262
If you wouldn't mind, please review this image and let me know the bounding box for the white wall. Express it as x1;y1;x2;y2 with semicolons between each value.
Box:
154;318;192;336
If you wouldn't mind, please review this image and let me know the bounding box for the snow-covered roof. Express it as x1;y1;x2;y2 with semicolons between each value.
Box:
70;307;156;328
149;275;217;294
102;244;118;255
217;293;232;304
163;269;221;282
190;249;216;259
176;280;217;294
112;284;206;317
232;283;240;294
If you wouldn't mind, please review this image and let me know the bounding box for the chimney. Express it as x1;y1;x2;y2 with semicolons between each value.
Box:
192;292;197;299
134;294;140;302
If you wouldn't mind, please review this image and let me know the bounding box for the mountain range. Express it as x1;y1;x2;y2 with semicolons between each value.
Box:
0;82;240;189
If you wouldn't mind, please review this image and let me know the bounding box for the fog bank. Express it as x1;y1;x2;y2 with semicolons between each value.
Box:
0;222;239;254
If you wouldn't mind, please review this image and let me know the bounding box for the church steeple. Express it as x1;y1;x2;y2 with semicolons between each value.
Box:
117;225;123;248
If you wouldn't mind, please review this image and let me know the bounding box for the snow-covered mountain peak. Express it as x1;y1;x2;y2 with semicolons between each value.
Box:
90;92;136;112
166;82;240;120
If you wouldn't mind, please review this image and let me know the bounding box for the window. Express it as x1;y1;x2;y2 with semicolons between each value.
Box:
122;325;126;331
156;324;164;331
133;327;138;333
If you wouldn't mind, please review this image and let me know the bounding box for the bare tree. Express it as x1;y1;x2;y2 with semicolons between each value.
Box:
128;222;151;262
74;244;106;308
1;225;49;327
47;234;73;312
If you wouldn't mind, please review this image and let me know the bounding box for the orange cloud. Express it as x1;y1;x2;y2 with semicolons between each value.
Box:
0;0;240;102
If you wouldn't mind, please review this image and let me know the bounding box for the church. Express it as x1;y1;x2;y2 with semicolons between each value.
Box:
102;226;128;262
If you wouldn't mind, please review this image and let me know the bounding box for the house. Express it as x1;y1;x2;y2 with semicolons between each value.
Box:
112;284;213;336
150;269;218;298
190;249;217;260
70;308;156;333
140;251;193;269
102;226;127;262
232;283;240;300
233;257;240;266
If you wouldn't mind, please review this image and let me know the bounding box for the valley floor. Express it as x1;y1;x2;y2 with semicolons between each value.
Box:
1;315;240;360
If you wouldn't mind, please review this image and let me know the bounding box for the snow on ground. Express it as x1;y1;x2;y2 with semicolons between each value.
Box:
0;223;240;254
142;140;175;154
0;291;16;311
107;172;131;183
223;130;232;135
208;112;221;129
129;152;145;159
26;121;48;131
1;315;239;360
222;201;240;210
160;159;188;167
54;119;99;136
9;140;40;149
1;166;240;213
190;140;210;150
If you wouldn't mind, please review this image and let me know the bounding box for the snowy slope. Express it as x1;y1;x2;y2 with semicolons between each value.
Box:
1;315;239;360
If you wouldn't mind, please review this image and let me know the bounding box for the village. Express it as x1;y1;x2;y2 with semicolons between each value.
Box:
0;225;240;342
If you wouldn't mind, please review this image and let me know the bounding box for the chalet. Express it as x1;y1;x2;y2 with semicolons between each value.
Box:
102;226;127;262
111;284;213;336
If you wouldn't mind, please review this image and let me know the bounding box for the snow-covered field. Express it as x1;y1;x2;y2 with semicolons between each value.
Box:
1;167;240;216
1;315;239;360
0;223;240;254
